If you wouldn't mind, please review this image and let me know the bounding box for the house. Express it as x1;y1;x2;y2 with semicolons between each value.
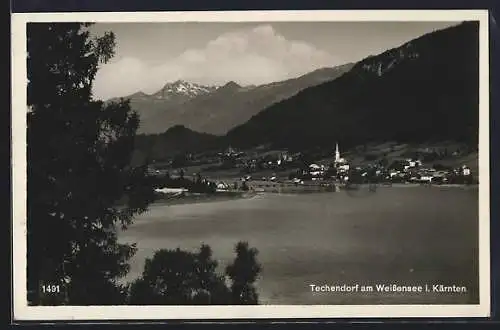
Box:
216;182;229;190
280;152;293;163
338;163;350;172
223;146;239;157
390;170;400;178
147;166;157;176
419;174;433;183
462;165;471;176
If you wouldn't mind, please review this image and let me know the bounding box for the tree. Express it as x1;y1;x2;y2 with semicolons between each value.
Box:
324;166;338;179
171;153;188;168
225;242;262;304
378;157;389;168
128;245;232;305
128;242;262;305
241;181;249;191
389;160;405;172
27;23;155;305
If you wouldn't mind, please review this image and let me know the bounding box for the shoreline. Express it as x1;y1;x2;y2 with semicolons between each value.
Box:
151;183;478;206
153;190;257;206
366;183;478;188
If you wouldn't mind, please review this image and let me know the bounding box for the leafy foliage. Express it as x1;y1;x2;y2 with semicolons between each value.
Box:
27;23;155;305
129;242;262;305
226;242;262;304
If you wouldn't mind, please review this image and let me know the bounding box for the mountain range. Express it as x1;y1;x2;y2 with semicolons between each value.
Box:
113;64;354;135
132;21;479;161
108;80;218;124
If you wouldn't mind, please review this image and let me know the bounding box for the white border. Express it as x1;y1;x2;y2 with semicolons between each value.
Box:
11;10;490;321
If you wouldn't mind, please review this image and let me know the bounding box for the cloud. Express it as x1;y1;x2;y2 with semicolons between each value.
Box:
93;24;339;100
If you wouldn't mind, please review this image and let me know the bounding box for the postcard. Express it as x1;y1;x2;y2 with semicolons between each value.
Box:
11;9;490;321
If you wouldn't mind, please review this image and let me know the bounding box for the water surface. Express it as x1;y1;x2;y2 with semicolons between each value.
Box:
119;186;479;305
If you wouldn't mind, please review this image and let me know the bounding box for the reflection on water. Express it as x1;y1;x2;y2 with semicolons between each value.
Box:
118;186;479;305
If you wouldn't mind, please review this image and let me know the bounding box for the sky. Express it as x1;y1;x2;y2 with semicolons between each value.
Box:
90;21;459;100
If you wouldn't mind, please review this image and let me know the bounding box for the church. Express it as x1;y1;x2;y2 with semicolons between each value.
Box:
334;142;350;172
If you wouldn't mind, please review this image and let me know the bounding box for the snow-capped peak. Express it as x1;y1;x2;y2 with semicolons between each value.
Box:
154;80;219;99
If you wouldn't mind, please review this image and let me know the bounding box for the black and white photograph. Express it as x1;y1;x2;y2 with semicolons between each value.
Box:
11;10;490;320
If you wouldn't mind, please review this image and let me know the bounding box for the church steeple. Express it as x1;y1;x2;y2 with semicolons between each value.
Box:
335;142;340;162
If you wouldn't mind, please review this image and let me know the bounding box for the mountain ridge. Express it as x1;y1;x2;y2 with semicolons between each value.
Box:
128;63;354;135
110;80;219;101
224;21;479;150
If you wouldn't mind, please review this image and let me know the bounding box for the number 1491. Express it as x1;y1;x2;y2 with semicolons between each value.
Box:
41;285;60;294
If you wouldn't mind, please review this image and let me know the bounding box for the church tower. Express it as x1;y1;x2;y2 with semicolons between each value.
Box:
335;142;341;163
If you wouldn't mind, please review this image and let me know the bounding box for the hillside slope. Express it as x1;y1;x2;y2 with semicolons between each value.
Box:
224;22;479;150
133;125;220;164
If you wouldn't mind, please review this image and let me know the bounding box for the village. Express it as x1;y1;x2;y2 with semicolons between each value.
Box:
147;141;477;198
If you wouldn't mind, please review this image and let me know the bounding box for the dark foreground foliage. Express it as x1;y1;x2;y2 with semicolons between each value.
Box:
26;22;263;306
129;242;262;305
27;22;157;305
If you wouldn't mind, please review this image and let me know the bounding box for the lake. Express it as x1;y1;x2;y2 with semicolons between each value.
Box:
118;185;479;305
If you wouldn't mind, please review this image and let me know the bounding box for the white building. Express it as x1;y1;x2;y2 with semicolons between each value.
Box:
338;164;350;172
406;159;417;167
462;165;471;176
216;182;229;190
309;164;321;170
